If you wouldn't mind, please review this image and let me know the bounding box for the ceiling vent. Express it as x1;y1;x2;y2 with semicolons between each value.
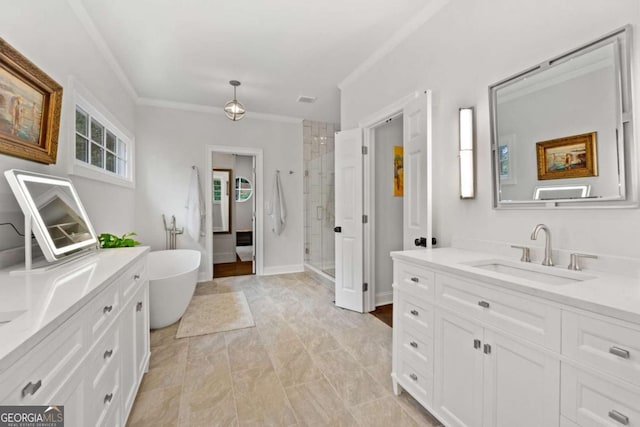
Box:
297;95;317;104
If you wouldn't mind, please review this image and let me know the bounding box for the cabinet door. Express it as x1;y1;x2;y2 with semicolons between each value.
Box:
434;309;484;427
120;297;137;417
122;283;150;420
483;330;560;427
134;284;150;378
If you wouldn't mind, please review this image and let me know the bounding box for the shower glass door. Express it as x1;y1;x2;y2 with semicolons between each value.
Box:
304;120;337;278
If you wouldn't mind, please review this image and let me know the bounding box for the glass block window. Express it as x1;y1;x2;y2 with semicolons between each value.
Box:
75;106;130;179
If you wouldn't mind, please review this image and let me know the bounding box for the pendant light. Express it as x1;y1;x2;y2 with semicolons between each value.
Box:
224;80;246;121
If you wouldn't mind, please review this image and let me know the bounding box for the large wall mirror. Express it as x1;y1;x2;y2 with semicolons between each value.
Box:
490;26;635;208
212;169;232;233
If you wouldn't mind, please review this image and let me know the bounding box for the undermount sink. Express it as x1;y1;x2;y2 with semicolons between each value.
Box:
0;310;26;326
465;259;596;285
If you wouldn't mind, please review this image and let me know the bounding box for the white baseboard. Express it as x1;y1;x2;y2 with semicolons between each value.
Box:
261;264;304;276
213;252;236;264
375;291;393;307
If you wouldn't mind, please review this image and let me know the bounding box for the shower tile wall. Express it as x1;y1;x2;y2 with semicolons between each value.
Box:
303;120;338;277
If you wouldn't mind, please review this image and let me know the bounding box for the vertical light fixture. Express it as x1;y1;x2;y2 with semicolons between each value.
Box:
459;107;475;199
224;80;246;121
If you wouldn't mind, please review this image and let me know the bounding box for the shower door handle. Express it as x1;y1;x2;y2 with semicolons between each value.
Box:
334;226;342;233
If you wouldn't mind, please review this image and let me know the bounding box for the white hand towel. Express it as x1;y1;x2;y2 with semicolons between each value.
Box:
185;167;205;242
268;171;287;235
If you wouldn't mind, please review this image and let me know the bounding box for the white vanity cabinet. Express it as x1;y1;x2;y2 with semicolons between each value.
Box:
0;247;150;427
391;251;640;427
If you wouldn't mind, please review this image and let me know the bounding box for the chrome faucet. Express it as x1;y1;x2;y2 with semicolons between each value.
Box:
530;224;553;266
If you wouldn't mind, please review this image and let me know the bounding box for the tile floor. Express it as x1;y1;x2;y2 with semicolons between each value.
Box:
127;273;442;427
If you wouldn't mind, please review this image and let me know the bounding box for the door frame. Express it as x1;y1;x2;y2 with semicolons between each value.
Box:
205;145;264;279
359;92;420;312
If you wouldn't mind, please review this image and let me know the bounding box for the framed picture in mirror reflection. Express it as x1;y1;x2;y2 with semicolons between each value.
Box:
536;132;598;180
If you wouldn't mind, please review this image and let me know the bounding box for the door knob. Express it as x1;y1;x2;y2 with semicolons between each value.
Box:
414;237;427;247
334;226;342;233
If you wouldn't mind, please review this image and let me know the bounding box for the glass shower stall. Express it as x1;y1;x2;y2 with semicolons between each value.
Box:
303;120;338;278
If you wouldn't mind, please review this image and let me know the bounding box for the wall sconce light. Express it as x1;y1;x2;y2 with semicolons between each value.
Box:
459;107;475;199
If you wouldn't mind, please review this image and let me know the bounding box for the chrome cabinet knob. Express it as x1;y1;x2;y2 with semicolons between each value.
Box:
410;341;418;348
410;310;419;316
103;349;113;360
409;373;418;381
103;305;113;314
410;277;419;283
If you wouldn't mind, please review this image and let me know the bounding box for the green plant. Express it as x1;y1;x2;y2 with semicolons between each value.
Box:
99;232;141;248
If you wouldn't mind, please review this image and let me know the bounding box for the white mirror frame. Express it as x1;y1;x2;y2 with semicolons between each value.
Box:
489;25;636;209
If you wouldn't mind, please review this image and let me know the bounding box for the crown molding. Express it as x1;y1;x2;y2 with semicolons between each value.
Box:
137;98;303;124
338;0;450;90
66;0;139;100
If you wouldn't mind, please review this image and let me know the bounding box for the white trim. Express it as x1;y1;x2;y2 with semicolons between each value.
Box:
206;145;264;279
358;92;419;128
375;291;393;307
261;264;304;276
338;0;450;90
66;0;138;100
138;97;303;124
66;77;136;189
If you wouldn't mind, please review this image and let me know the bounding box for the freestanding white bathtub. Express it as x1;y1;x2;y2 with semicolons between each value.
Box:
148;249;201;329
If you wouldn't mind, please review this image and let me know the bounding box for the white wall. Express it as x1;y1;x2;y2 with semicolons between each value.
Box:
135;105;304;278
341;0;640;258
0;1;136;253
374;118;403;305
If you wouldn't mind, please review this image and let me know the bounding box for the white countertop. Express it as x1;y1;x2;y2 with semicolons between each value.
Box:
392;248;640;325
0;246;149;373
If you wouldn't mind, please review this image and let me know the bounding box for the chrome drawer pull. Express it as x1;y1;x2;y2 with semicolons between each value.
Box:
473;339;481;349
410;277;419;283
409;373;418;381
478;300;490;309
21;380;42;398
134;274;141;280
104;349;113;359
136;301;143;312
609;410;629;425
609;346;630;359
410;341;418;348
410;310;419;316
104;393;113;404
103;305;113;314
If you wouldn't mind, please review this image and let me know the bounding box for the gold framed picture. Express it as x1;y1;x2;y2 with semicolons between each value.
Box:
536;132;598;180
0;37;63;164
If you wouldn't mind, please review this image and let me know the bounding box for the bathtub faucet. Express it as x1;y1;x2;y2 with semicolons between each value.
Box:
162;214;184;250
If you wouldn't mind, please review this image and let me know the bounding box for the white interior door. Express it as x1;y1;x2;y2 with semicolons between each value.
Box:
403;91;432;250
334;128;364;312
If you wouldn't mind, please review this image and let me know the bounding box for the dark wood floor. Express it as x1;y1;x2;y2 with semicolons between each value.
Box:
213;256;253;278
371;304;393;327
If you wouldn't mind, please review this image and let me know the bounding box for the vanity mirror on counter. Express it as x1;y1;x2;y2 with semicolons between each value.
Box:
489;26;635;208
4;169;99;271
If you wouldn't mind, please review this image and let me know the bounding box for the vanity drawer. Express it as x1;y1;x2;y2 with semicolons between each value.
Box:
397;293;434;338
120;258;147;304
87;283;121;340
562;311;640;386
561;364;640;427
87;363;121;427
397;357;433;406
394;261;435;301
436;273;561;351
86;322;120;391
399;327;433;374
0;320;84;403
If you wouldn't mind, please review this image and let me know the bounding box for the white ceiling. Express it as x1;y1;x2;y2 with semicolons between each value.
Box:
79;0;437;123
